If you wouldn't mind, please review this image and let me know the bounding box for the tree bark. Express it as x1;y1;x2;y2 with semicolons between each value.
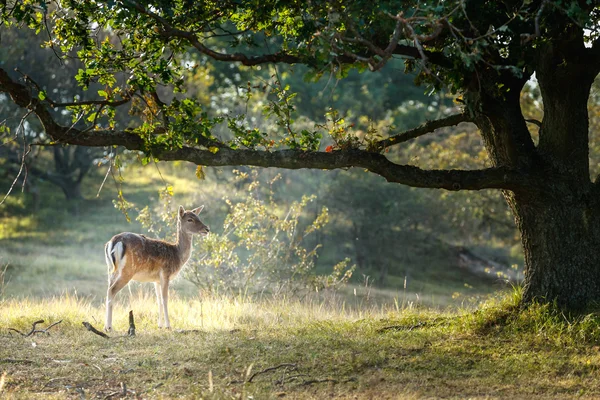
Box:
513;189;600;309
470;36;600;309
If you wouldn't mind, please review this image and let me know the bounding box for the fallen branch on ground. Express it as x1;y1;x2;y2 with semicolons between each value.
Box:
82;322;110;339
83;310;138;339
8;319;62;337
247;363;298;383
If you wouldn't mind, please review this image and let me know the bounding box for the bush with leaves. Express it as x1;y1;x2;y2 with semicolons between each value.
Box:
137;171;353;297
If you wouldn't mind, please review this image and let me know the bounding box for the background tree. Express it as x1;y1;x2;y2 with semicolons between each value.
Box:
1;1;599;309
0;24;104;207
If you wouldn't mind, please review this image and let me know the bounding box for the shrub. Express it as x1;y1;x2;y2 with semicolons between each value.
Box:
137;171;354;297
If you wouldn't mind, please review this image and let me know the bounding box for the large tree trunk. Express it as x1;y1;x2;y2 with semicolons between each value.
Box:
513;34;600;309
512;190;600;309
467;31;600;310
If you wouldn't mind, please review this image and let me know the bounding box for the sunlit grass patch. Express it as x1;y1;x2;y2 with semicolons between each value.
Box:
3;292;600;398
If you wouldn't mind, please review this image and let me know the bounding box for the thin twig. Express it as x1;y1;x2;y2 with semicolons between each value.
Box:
247;363;298;383
0;111;32;206
36;319;63;335
96;159;112;198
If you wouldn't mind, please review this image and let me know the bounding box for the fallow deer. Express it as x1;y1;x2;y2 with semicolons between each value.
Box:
104;205;209;331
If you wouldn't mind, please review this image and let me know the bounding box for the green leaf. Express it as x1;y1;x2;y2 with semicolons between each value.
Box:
38;91;46;101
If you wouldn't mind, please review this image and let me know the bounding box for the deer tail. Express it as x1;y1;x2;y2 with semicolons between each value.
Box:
105;240;125;276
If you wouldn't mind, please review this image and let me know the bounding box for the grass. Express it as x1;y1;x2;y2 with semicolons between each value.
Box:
2;290;600;399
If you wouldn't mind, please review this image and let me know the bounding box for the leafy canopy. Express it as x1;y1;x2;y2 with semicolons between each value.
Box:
1;1;599;191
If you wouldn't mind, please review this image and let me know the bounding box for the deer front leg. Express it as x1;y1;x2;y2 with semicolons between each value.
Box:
160;274;171;329
105;273;131;332
154;282;164;328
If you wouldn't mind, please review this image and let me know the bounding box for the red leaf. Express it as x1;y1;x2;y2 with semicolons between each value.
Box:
325;145;333;153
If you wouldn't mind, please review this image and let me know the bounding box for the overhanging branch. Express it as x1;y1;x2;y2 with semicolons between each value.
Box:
1;65;527;192
377;112;471;149
154;147;525;191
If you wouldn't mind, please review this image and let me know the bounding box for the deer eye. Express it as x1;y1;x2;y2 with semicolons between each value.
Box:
187;219;193;222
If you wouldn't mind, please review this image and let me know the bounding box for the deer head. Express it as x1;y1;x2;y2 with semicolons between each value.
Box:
178;205;210;236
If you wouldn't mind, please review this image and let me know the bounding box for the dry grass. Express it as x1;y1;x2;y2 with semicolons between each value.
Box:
2;291;600;399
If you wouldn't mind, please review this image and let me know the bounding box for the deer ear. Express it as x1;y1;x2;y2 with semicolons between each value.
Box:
178;205;185;218
192;205;204;215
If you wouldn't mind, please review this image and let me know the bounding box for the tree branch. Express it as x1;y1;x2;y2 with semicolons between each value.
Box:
14;68;135;108
121;0;452;69
0;66;528;192
377;112;471;149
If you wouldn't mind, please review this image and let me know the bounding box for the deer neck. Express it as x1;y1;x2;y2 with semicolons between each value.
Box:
176;228;194;266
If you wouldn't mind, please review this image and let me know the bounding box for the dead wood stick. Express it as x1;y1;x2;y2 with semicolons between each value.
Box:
43;320;63;333
7;319;61;337
8;319;44;337
247;363;298;383
127;310;135;337
82;322;110;339
83;311;137;338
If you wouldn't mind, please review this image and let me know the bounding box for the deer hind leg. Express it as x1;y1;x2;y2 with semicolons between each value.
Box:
104;241;132;332
159;273;171;329
154;282;164;328
105;273;132;331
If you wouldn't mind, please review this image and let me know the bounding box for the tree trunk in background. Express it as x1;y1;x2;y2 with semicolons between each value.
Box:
54;177;84;202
